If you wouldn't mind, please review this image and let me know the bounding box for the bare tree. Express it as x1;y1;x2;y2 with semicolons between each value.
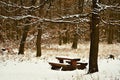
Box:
72;0;84;49
18;0;36;55
36;25;42;57
18;24;29;55
88;0;100;73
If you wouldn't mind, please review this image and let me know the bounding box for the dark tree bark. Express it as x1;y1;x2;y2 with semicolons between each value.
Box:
88;0;100;73
36;0;45;57
0;27;4;42
72;32;78;49
117;27;120;43
18;26;29;55
72;27;79;49
0;33;4;42
62;28;69;44
58;30;62;45
116;7;120;43
58;0;63;45
107;10;114;44
0;1;3;42
36;26;42;57
107;26;113;44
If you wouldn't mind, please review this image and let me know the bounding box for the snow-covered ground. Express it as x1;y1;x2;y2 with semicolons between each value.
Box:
0;43;120;80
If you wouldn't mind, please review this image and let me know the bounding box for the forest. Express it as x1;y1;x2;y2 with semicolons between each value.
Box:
0;0;120;80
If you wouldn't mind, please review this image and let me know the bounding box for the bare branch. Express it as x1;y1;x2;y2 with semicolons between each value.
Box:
0;14;90;26
101;18;120;26
0;15;39;20
0;1;46;11
96;3;120;12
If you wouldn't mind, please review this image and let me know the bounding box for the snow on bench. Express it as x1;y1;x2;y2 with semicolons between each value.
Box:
49;56;88;71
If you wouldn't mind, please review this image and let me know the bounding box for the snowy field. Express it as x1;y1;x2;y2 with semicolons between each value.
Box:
0;43;120;80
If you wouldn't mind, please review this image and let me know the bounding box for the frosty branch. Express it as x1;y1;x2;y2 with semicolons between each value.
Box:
96;3;120;12
0;13;90;26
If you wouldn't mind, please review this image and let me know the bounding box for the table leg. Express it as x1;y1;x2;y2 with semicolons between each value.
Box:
71;61;77;68
59;60;63;63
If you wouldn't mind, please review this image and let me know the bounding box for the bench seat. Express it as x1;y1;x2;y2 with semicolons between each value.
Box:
66;61;88;69
49;62;69;70
49;62;77;71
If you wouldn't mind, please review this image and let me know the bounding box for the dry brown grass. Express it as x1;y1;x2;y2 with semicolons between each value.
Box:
29;42;120;61
0;42;120;62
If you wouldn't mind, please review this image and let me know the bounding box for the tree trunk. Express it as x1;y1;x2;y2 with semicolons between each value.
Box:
107;9;114;44
18;26;29;55
58;0;63;45
36;26;42;57
36;0;45;57
117;9;120;43
107;26;113;44
72;32;78;49
0;27;4;42
72;27;79;49
18;0;36;55
88;0;100;73
58;30;62;45
72;0;84;49
0;33;4;42
62;28;68;44
117;27;120;43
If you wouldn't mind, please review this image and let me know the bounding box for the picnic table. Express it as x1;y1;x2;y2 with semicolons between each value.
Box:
49;56;88;71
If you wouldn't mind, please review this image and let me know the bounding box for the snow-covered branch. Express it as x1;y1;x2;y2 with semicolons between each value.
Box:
96;3;120;12
0;15;39;20
56;13;91;20
0;14;90;26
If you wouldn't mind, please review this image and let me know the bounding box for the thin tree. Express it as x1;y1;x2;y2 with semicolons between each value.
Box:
72;0;84;49
72;26;79;49
36;25;42;57
36;0;45;57
18;0;29;55
18;0;36;55
18;24;29;55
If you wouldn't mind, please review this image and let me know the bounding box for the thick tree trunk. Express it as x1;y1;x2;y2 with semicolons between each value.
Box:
88;23;99;73
36;26;42;57
88;0;100;73
18;26;29;55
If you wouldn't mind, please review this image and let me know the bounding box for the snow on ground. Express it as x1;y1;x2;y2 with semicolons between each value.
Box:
0;43;120;80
